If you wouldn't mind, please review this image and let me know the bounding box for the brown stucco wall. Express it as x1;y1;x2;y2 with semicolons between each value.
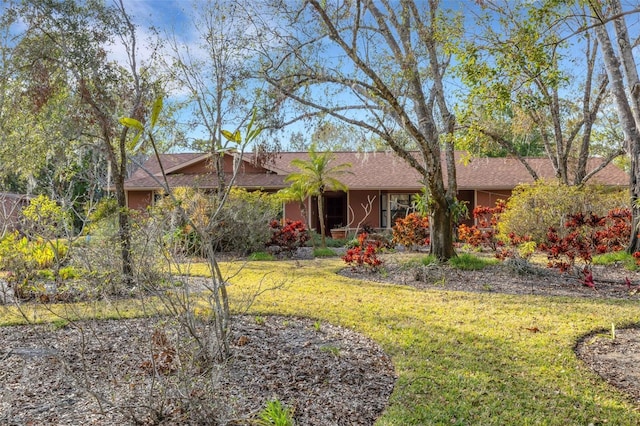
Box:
180;160;211;174
221;155;268;174
348;190;380;229
475;190;511;226
127;191;153;211
457;190;475;227
283;200;305;223
178;156;268;175
476;190;512;208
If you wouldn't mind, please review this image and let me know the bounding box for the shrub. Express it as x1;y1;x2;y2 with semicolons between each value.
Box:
392;213;430;249
342;232;383;270
539;208;632;272
21;194;72;239
326;235;349;247
498;180;628;243
216;188;283;254
457;200;508;251
0;232;69;272
313;247;336;257
594;251;638;271
86;197;119;237
16;194;71;273
153;187;282;256
267;219;309;254
58;265;81;280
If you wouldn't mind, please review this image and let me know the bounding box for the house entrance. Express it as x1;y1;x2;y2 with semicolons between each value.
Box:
322;192;347;235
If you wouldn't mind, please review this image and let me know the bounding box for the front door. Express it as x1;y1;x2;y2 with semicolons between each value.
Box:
323;192;347;235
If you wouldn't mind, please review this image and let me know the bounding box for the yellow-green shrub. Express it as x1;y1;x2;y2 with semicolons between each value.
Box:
22;194;71;238
498;180;628;243
0;232;68;271
86;197;119;237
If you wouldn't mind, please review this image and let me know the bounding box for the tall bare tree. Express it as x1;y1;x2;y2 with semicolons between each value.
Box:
165;0;269;194
590;0;640;252
19;0;161;284
257;0;461;260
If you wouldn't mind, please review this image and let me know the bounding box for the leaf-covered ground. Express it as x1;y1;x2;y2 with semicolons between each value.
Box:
0;315;395;425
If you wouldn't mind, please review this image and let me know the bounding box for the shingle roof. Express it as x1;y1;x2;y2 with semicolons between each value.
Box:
266;151;629;190
453;155;628;190
125;173;286;190
125;151;629;191
129;153;206;180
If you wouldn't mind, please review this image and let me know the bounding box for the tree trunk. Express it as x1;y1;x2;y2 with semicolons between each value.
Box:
318;192;326;248
115;180;133;284
430;198;455;261
299;201;313;250
116;133;133;285
574;33;607;185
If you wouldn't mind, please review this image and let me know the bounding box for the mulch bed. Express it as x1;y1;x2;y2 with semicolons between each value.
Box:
575;326;640;406
339;253;640;300
0;315;395;425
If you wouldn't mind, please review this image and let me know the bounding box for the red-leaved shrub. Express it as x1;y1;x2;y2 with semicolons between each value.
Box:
342;233;383;270
539;208;632;272
267;219;309;253
457;200;506;251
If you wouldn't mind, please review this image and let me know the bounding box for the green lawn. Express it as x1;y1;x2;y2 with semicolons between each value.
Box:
2;257;639;425
223;258;640;425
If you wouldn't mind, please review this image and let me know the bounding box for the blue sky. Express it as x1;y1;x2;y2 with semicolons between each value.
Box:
112;0;640;152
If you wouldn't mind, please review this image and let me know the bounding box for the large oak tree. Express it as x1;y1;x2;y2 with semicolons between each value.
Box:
258;0;461;260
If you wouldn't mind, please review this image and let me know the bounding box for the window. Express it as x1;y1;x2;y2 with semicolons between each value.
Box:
381;193;416;228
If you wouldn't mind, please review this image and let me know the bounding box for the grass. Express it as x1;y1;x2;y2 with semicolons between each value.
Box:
449;252;499;270
593;250;639;270
256;399;295;426
223;258;640;425
421;254;438;266
396;253;437;270
313;247;336;257
248;251;275;261
2;257;640;424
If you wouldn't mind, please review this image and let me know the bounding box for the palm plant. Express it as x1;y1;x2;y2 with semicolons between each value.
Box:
285;145;351;248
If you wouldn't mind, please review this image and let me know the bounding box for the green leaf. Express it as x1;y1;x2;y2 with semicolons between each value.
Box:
247;128;262;142
246;108;257;135
221;129;242;143
128;132;143;152
119;117;144;132
150;97;163;128
221;129;236;142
